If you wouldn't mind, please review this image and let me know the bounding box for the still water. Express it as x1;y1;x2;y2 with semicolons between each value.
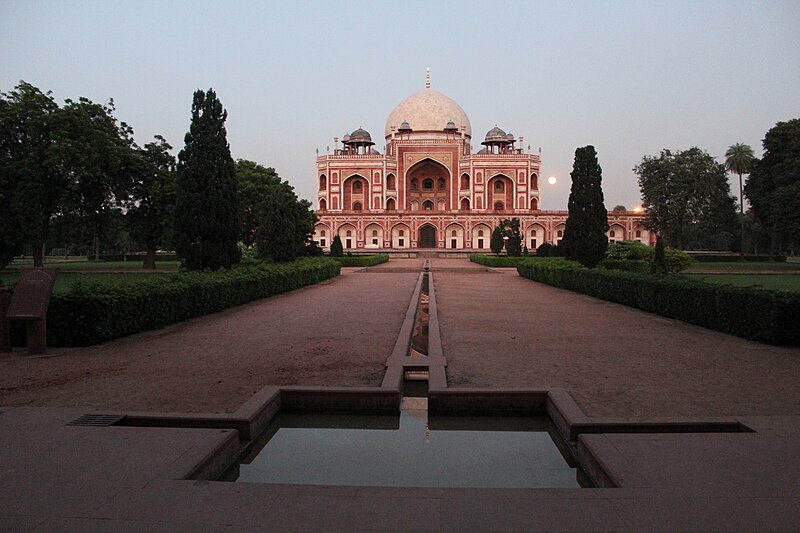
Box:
230;409;581;488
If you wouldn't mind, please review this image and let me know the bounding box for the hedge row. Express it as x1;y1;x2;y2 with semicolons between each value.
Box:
517;258;800;346
688;253;787;263
470;254;531;267
9;258;340;347
97;254;178;262
334;254;390;267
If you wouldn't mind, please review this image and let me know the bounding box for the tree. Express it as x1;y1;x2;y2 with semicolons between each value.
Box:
330;235;343;257
561;146;608;267
490;226;504;255
174;89;240;270
635;147;737;250
256;176;316;262
745;119;800;255
56;97;138;261
612;205;627;211
497;218;522;256
236;160;281;246
725;143;755;256
127;136;176;269
0;82;62;267
651;235;667;275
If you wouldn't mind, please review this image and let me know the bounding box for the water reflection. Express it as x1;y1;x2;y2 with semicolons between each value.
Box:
232;412;581;488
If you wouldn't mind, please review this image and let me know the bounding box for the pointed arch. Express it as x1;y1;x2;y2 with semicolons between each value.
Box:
391;223;411;249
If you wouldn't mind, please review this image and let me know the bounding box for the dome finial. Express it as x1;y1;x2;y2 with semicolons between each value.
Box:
426;67;430;89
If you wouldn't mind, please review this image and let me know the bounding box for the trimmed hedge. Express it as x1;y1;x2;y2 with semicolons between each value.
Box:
9;258;340;347
470;254;530;267
688;254;787;263
518;258;800;346
599;258;650;273
96;254;178;262
334;254;389;267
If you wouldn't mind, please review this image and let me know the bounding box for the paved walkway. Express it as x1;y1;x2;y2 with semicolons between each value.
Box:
0;269;419;413
436;267;800;418
2;257;800;531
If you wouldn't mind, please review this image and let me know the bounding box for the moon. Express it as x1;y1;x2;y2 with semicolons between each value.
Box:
547;176;557;185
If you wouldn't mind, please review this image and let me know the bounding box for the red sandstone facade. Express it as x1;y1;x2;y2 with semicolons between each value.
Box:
314;78;650;252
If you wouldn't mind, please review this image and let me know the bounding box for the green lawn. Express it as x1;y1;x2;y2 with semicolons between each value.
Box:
0;271;174;294
684;273;800;292
7;260;180;271
686;261;800;272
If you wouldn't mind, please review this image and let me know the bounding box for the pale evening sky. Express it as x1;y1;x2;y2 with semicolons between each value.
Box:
1;0;798;210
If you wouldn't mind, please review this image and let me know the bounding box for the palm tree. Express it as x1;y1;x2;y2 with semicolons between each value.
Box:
725;143;755;256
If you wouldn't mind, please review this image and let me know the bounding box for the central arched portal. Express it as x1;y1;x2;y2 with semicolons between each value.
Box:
419;225;437;248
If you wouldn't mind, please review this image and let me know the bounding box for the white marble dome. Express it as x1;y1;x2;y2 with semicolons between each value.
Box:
385;88;472;139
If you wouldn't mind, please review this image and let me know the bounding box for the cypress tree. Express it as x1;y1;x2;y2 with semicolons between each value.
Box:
330;235;343;257
174;89;240;270
490;226;505;255
561;146;609;268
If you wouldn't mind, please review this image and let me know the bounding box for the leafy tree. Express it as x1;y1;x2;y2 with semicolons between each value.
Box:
536;243;555;257
56;97;138;260
127;136;176;269
174;89;240;270
256;176;316;262
725;143;755;256
330;235;343;257
561;146;608;267
745;119;800;255
0;81;62;267
236;159;281;246
612;205;627;211
490;226;505;255
635;147;737;250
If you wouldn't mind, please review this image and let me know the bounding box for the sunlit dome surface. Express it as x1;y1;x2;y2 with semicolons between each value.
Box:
385;88;472;138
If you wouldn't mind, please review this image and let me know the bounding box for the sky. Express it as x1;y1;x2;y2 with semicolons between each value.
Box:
1;0;798;210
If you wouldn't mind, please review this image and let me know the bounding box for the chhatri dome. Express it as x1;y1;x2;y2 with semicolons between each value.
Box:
385;69;472;139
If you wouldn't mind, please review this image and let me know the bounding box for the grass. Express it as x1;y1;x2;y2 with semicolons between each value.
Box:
686;261;800;272
7;259;180;271
683;273;800;292
470;254;531;267
0;271;174;294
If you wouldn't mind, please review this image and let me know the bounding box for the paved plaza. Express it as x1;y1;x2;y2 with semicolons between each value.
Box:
2;258;799;531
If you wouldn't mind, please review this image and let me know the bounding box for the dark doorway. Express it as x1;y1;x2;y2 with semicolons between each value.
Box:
419;226;436;248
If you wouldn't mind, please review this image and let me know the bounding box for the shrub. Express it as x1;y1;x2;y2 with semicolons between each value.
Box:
536;243;556;257
605;240;654;261
9;258;340;347
517;258;800;345
664;249;693;273
470;254;530;267
333;254;389;267
600;258;650;273
330;235;343;257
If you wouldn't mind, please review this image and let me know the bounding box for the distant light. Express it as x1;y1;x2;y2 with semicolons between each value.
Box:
633;206;643;213
547;176;557;185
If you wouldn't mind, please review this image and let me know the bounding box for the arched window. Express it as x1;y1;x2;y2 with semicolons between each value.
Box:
346;230;352;236
609;230;616;238
531;174;538;189
319;175;327;189
372;230;378;237
423;178;433;191
320;230;326;236
353;201;362;210
530;197;538;210
411;178;418;191
438;177;446;190
451;230;457;237
635;230;642;238
423;200;434;211
319;198;327;210
460;197;470;210
386;198;396;210
494;201;504;210
399;230;404;236
557;230;563;238
494;180;504;191
387;174;395;190
461;174;470;189
478;230;484;237
353;180;362;192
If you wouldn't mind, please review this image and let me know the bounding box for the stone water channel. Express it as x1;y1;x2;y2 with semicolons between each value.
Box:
225;260;585;488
